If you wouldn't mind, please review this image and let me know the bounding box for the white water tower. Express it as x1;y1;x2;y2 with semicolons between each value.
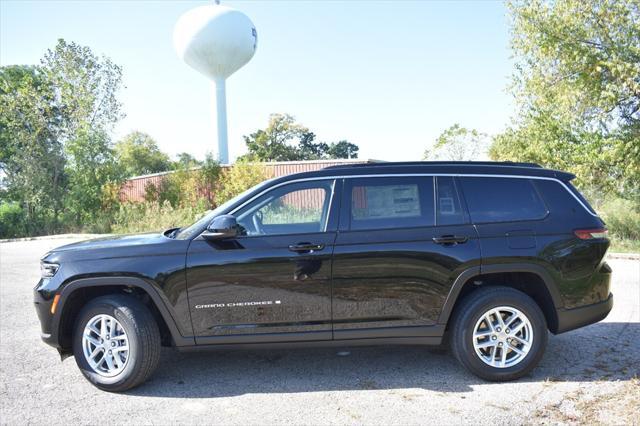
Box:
173;1;257;164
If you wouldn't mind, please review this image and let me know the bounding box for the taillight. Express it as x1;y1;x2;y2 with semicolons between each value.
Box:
574;228;608;240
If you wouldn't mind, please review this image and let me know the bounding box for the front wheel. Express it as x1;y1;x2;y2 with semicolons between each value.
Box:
451;287;548;381
72;294;161;392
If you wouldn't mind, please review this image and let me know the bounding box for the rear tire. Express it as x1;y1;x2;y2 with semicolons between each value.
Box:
72;294;161;392
451;287;547;381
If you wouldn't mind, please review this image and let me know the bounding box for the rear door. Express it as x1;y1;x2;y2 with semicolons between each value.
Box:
331;175;481;340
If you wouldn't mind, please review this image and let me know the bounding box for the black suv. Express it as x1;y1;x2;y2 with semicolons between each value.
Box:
34;161;613;391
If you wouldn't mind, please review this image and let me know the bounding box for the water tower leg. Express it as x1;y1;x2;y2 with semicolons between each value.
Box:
214;79;229;164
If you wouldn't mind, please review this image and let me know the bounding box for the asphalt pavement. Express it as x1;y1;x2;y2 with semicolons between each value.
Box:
1;237;638;425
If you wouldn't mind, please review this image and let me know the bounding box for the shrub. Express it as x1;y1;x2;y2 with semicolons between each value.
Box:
110;200;209;234
599;198;640;241
0;202;27;238
143;157;221;209
214;161;269;206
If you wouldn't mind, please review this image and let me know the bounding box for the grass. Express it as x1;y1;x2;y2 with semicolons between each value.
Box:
608;237;640;253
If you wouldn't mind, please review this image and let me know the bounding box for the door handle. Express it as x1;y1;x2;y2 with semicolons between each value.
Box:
432;235;468;245
288;243;325;253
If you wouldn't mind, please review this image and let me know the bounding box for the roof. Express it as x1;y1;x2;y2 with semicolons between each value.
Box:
274;161;575;182
325;160;543;169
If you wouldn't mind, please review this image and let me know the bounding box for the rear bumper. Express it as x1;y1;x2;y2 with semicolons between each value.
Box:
555;293;613;334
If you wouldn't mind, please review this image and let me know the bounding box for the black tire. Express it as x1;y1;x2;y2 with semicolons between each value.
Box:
450;287;548;381
72;294;161;392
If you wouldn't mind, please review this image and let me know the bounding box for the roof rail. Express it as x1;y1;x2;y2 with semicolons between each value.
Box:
324;161;542;169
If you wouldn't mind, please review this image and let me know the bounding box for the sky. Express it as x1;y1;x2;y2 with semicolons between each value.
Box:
1;0;515;162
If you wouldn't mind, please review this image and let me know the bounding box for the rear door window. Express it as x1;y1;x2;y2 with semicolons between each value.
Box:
347;177;434;230
459;177;548;223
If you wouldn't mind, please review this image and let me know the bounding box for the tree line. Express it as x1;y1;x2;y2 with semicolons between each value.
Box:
0;40;358;238
423;0;639;251
1;0;639;245
428;0;639;205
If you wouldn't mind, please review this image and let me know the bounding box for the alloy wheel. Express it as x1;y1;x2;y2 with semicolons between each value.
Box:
472;306;533;368
82;314;130;377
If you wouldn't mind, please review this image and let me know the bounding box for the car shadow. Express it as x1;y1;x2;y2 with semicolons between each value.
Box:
129;322;640;398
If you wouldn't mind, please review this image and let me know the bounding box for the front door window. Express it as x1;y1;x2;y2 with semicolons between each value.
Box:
235;180;334;236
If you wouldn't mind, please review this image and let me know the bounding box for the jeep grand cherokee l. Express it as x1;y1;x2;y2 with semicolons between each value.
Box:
34;161;613;391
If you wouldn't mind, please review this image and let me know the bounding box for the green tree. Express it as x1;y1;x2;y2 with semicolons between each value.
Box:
491;0;640;199
43;39;123;136
198;152;222;206
175;152;202;169
298;132;328;160
44;39;124;223
115;131;172;177
64;129;119;223
0;39;124;234
240;113;306;161
240;113;360;161
0;65;66;232
425;124;489;161
327;140;359;159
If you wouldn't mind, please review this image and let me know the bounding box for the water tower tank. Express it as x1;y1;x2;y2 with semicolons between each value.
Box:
174;3;257;164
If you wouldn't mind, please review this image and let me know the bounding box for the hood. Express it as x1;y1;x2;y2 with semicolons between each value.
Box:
50;232;166;252
42;231;187;264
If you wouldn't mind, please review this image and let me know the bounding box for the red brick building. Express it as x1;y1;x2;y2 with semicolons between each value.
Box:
119;159;373;203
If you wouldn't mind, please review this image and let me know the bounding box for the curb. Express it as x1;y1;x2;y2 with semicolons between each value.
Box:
607;252;640;260
0;234;109;243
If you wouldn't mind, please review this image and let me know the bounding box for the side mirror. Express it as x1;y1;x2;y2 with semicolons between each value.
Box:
202;215;240;240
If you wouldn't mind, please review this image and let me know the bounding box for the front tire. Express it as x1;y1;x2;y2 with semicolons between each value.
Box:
451;287;548;381
72;294;161;392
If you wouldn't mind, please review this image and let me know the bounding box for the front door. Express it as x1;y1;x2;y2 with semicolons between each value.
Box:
186;179;339;344
331;176;481;339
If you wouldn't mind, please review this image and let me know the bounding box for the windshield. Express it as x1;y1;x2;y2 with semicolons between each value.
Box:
174;178;275;240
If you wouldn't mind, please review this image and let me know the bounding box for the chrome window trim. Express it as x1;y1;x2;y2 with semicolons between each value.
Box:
228;173;598;219
324;179;337;232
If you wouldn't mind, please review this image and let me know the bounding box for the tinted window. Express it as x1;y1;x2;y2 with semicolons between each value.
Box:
459;177;547;223
348;177;434;230
566;182;597;215
436;176;467;225
235;180;333;235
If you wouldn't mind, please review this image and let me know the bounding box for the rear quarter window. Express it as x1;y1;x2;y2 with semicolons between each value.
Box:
459;177;548;223
533;179;599;219
566;182;597;215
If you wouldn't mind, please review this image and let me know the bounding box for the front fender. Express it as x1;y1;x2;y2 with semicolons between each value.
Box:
51;276;195;348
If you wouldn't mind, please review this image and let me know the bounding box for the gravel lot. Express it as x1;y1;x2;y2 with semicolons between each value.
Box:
1;237;638;425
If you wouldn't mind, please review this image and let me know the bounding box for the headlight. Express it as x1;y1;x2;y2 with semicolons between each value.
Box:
41;262;59;278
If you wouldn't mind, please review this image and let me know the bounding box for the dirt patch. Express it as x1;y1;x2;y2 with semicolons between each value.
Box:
532;377;640;424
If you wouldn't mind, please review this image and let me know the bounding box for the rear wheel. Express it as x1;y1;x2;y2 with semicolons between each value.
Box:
451;287;547;381
72;294;161;392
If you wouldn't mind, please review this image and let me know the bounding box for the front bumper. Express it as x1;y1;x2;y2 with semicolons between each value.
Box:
34;279;61;349
555;293;613;334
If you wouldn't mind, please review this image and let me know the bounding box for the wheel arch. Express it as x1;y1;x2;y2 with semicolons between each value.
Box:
54;276;194;353
439;264;563;333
